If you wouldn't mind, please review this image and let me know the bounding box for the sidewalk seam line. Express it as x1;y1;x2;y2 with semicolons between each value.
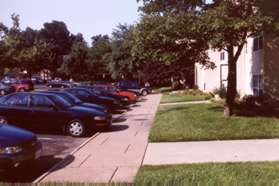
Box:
78;154;92;168
33;132;100;183
109;166;119;183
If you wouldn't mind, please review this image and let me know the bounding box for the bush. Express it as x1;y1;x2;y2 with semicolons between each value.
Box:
213;87;227;99
241;94;270;107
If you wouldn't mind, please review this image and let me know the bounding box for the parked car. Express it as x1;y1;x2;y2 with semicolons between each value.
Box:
63;88;123;111
47;81;72;89
11;80;34;92
0;83;15;96
31;76;45;84
1;77;17;85
0;124;42;170
95;84;138;103
79;85;130;105
0;92;112;137
116;80;151;96
43;90;109;113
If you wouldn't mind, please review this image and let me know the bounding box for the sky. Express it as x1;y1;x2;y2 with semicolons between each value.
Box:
0;0;141;44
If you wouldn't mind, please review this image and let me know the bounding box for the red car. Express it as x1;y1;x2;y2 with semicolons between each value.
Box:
12;80;34;92
96;84;138;103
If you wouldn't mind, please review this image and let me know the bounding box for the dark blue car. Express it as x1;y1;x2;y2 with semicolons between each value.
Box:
0;124;42;170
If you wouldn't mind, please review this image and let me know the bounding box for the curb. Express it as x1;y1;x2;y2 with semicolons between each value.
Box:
33;132;101;183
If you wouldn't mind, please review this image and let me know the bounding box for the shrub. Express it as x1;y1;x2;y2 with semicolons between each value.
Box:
213;87;227;99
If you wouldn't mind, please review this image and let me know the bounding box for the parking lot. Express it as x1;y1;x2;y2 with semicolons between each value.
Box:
0;134;89;182
0;82;153;182
0;96;128;183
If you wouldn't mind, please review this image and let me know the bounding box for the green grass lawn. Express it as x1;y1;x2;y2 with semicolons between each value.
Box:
135;162;279;185
149;103;279;142
161;94;210;103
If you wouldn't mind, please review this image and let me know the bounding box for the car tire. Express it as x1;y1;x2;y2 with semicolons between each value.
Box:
0;90;6;96
18;88;25;92
66;120;86;137
0;116;8;124
141;90;148;96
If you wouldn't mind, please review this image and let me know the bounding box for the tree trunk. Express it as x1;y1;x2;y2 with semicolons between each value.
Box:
224;46;237;117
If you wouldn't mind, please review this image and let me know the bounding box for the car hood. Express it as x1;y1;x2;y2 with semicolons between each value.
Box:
67;105;106;116
0;124;36;148
80;103;106;111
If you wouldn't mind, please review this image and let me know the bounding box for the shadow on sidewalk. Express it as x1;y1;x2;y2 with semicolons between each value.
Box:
0;155;73;183
103;124;129;133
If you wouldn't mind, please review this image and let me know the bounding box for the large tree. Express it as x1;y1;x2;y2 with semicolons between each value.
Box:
39;20;74;73
109;24;138;80
58;34;89;81
137;0;279;117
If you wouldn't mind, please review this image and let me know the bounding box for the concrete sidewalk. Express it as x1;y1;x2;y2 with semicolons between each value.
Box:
143;139;279;165
39;94;161;183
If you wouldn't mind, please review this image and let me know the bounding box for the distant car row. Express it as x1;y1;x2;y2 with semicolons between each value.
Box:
0;80;151;170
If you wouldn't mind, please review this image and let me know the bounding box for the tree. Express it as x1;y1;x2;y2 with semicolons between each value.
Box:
132;5;211;87
138;0;279;117
197;0;278;116
39;21;74;73
108;24;138;80
58;37;89;81
87;34;111;80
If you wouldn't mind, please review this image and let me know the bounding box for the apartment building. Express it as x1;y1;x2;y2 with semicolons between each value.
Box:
195;33;279;100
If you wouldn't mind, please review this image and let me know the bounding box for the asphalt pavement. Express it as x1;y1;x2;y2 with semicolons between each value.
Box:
0;134;89;182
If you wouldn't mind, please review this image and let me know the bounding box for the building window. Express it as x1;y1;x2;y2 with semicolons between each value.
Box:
252;75;263;96
253;36;263;51
220;52;225;61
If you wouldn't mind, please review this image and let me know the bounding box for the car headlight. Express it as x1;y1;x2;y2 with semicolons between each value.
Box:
94;116;106;121
0;146;23;155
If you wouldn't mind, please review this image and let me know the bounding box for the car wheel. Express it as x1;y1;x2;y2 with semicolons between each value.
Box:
0;116;8;124
19;88;25;92
67;120;85;137
141;90;148;96
0;90;6;96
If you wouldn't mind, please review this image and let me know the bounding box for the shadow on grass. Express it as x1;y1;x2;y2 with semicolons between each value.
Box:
208;104;279;118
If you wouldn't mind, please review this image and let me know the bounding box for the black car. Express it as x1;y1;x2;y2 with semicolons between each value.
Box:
63;88;123;111
31;76;45;85
0;83;15;96
0;124;42;170
43;90;109;113
116;80;151;96
0;92;112;137
79;86;130;105
47;81;72;89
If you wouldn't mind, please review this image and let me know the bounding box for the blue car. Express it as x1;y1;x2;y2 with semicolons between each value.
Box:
0;124;42;170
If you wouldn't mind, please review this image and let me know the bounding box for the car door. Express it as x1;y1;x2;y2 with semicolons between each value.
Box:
29;95;62;131
1;94;31;128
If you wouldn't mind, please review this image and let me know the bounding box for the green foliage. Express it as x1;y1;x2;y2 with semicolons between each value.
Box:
58;38;89;81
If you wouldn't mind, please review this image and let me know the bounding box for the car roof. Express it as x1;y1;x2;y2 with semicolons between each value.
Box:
13;92;56;97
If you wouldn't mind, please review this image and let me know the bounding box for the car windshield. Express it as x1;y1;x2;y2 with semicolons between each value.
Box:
62;92;83;104
50;95;73;108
